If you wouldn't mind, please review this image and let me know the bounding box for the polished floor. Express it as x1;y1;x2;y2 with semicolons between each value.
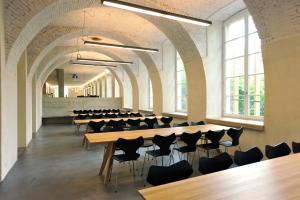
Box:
0;124;206;200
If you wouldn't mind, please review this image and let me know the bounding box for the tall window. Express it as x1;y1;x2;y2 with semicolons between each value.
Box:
115;78;120;98
176;52;187;112
107;74;112;98
224;11;264;119
149;79;153;109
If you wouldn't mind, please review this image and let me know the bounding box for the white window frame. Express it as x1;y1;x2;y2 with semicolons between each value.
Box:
148;78;153;109
222;9;264;121
175;51;188;113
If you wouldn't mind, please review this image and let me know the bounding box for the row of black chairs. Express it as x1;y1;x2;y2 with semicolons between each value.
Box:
73;109;120;114
76;112;143;120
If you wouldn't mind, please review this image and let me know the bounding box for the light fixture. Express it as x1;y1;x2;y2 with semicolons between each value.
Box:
71;60;117;68
102;0;212;27
77;57;133;64
84;41;159;53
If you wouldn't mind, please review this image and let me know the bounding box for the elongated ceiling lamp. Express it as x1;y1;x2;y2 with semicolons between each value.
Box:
77;57;133;64
84;41;159;53
71;60;117;68
102;0;212;27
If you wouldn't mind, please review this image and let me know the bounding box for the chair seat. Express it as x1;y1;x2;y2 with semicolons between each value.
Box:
220;140;233;147
174;146;196;153
146;149;170;157
113;153;140;162
141;140;153;148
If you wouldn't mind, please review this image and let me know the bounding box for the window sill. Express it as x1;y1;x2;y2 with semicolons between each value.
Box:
162;112;188;120
206;117;264;131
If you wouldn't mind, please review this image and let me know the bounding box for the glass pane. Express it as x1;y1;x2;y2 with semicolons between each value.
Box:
225;77;245;96
177;71;186;84
225;95;245;115
248;53;264;75
248;74;264;96
225;57;244;77
248;95;264;117
248;16;257;34
225;38;245;59
248;33;261;54
226;18;245;41
176;52;184;71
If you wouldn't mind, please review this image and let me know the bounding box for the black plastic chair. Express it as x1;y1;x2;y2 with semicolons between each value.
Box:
190;121;206;126
87;120;106;133
106;120;125;131
234;147;263;166
77;114;88;120
144;117;159;129
117;113;129;118
160;117;173;128
198;130;225;157
220;128;243;152
292;142;300;153
141;133;176;175
145;114;156;117
174;131;202;165
198;152;233;174
173;122;189;127
91;114;103;119
127;119;141;130
113;137;144;191
146;160;193;186
265;142;291;159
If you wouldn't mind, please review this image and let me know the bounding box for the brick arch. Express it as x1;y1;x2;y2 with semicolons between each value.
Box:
38;48;138;111
29;28;162;113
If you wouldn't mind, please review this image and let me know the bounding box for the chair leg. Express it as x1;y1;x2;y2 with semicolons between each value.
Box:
161;156;164;166
141;153;147;176
192;151;196;166
132;161;136;177
206;149;209;157
114;164;118;193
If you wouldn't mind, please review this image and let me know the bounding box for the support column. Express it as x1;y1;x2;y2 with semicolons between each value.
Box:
56;69;64;98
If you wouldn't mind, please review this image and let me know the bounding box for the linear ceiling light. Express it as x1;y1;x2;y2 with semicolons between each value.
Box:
71;60;117;68
84;41;159;53
77;57;133;64
102;0;212;27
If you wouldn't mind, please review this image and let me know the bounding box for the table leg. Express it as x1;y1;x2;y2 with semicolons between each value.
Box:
99;142;116;185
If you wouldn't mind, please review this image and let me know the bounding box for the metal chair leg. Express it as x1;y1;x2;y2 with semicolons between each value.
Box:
141;154;147;176
132;161;136;177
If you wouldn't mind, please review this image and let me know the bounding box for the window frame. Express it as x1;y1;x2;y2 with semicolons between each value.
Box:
175;51;188;113
148;78;153;110
222;10;264;121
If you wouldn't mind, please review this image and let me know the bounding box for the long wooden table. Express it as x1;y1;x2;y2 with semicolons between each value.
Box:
73;116;161;134
139;153;300;200
85;124;230;184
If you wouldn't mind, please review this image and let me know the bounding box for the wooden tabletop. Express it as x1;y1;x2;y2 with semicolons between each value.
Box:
139;153;300;200
74;116;162;125
85;124;230;144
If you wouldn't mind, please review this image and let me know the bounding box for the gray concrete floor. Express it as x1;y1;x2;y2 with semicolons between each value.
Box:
0;124;207;200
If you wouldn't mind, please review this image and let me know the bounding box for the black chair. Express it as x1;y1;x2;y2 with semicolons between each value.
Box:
292;142;300;153
141;133;176;175
234;147;263;166
265;142;291;159
106;120;125;131
83;121;106;148
190;121;206;126
174;131;202;164
91;114;103;119
77;114;88;120
144;117;159;129
145;114;156;117
127;119;141;130
160;117;173;128
113;137;144;191
146;160;193;186
220;128;243;152
198;152;233;174
173;122;189;127
198;130;225;157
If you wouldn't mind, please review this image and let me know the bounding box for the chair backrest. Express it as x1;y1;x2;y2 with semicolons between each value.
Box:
106;119;125;129
265;142;291;159
88;121;106;133
152;133;176;155
77;114;87;120
137;125;149;130
91;114;102;119
227;128;243;146
198;152;233;174
180;131;202;151
190;121;206;126
144;117;158;129
147;160;193;186
205;130;225;148
173;122;189;127
115;137;144;160
234;147;263;166
146;114;156;117
160;117;173;125
127;119;141;127
292;142;300;153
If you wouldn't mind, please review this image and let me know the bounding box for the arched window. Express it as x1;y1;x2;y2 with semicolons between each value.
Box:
223;10;264;119
149;79;153;109
176;52;187;112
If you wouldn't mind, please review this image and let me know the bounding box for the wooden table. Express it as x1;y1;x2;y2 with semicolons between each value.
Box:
139;153;300;200
73;116;161;134
85;124;230;184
